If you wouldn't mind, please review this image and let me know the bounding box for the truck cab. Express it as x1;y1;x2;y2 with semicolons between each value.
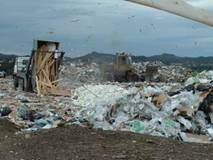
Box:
14;56;30;74
13;56;30;90
0;71;6;78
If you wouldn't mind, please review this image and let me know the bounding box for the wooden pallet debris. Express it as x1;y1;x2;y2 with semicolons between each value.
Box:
34;42;70;97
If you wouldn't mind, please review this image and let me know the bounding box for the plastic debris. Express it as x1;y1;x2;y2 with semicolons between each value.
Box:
180;132;212;144
177;116;192;130
0;106;12;117
185;71;213;86
131;120;145;133
17;104;33;121
2;65;213;143
0;93;6;99
15;95;30;103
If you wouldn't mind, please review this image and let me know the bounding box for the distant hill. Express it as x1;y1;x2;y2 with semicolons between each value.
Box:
145;54;213;71
65;52;115;64
1;52;213;75
0;53;16;60
0;53;17;75
67;52;213;71
147;53;213;65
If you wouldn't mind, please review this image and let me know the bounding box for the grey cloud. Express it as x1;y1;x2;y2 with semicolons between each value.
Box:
0;0;212;57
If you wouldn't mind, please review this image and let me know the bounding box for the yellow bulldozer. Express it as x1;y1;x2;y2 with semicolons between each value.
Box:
103;52;144;82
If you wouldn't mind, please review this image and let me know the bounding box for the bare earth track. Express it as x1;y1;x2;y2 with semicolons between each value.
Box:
0;119;213;160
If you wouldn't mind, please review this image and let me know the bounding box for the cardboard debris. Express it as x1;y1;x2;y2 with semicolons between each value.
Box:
180;132;212;144
177;106;194;119
152;94;168;108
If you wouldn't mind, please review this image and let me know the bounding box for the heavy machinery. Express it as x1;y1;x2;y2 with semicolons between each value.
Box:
0;71;6;78
104;0;213;82
13;40;65;93
103;52;143;82
13;56;30;90
117;0;213;82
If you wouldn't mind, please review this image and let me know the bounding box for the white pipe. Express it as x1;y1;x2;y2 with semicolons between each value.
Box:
126;0;213;27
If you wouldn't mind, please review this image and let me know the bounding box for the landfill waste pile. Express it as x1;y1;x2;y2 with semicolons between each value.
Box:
60;63;102;89
63;68;213;143
71;82;213;143
60;61;191;88
1;68;213;143
185;70;213;86
158;64;191;83
133;61;192;83
0;79;80;132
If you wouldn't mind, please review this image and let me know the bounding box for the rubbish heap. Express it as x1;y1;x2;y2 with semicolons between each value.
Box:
185;70;213;85
133;61;191;83
1;68;213;143
60;63;101;89
0;79;78;132
71;78;213;143
60;61;191;86
157;64;191;83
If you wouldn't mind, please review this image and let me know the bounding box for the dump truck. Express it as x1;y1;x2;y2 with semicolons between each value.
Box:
13;56;30;90
103;52;144;82
13;40;65;93
0;71;6;78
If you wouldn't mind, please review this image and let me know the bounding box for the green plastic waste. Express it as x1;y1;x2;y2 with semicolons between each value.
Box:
163;119;177;128
131;120;145;133
191;72;198;77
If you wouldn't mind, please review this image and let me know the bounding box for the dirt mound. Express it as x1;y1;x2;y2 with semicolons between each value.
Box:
0;120;213;160
0;118;19;135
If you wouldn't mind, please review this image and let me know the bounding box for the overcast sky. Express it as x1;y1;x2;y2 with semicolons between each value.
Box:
0;0;213;57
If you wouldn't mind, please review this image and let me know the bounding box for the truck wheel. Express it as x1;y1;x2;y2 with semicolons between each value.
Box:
22;79;25;91
14;78;19;90
19;79;25;91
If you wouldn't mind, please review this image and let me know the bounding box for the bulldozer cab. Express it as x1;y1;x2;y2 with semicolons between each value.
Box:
115;52;132;69
112;52;140;82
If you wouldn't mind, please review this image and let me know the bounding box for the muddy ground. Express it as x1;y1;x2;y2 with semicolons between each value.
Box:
0;119;213;160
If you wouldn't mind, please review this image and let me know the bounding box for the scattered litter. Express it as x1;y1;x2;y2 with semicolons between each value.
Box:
180;132;212;144
17;104;33;121
0;106;12;117
15;95;30;103
0;93;6;99
2;62;213;144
